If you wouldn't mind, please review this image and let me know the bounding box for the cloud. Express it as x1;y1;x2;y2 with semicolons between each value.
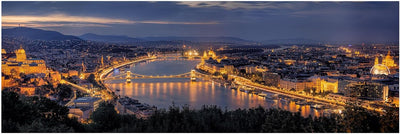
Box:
2;14;135;24
2;23;111;28
2;14;219;28
177;1;302;10
139;21;219;25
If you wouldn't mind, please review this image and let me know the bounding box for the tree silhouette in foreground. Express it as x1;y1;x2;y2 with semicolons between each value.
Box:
2;91;399;133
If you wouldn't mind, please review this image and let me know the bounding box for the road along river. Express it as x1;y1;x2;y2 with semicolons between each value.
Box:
104;57;335;117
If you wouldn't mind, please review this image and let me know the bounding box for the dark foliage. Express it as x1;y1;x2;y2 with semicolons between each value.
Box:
2;91;84;132
2;91;399;133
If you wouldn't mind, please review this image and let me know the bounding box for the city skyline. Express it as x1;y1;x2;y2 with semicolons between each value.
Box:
2;1;399;42
2;1;399;133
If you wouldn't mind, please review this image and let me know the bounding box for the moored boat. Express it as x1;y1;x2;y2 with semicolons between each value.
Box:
258;93;267;97
311;104;323;109
296;100;307;105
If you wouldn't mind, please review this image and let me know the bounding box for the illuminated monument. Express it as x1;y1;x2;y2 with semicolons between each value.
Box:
370;51;396;75
382;51;396;68
370;64;390;75
1;46;46;75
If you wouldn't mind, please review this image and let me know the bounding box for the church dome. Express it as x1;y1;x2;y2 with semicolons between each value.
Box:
16;48;25;53
370;64;390;75
16;46;26;54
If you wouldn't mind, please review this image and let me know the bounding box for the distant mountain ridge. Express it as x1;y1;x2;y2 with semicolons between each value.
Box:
261;38;323;45
2;27;254;44
79;33;144;43
141;36;254;43
2;27;81;41
79;33;255;44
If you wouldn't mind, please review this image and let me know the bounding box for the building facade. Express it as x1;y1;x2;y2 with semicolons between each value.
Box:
2;46;46;75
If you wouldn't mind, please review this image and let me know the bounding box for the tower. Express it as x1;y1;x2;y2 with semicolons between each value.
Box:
203;51;208;59
15;45;26;62
190;69;196;81
101;55;104;67
126;71;132;83
374;56;379;65
82;61;86;73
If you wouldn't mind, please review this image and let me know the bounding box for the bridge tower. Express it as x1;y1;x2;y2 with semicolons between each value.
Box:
126;71;132;83
190;70;196;81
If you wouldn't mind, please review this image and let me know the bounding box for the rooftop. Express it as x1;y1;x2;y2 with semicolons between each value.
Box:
74;97;102;103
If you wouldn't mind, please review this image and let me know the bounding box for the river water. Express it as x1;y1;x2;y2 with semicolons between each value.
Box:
104;57;327;117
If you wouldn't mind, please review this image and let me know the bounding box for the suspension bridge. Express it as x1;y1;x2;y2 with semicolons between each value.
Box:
103;69;205;82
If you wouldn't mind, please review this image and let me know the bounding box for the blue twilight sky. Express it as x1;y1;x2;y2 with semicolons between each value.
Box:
2;1;399;42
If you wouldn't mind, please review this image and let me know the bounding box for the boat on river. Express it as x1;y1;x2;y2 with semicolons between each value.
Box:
252;90;261;95
224;83;231;86
272;94;279;100
280;98;288;104
265;94;274;100
311;104;323;109
296;100;307;105
258;93;267;97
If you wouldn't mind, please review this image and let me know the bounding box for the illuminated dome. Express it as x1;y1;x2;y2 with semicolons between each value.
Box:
16;46;25;54
370;64;390;75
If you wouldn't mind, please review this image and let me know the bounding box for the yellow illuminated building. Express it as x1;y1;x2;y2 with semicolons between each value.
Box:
320;79;338;93
382;51;396;68
203;50;217;59
375;51;396;68
184;50;199;57
1;46;46;75
15;46;27;62
371;64;390;75
309;76;338;93
374;56;379;65
371;51;396;75
198;50;226;74
284;59;296;65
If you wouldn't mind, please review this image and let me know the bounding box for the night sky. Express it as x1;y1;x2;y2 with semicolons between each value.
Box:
2;1;399;42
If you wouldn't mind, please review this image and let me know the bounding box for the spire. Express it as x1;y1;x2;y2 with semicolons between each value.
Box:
82;61;86;72
374;56;379;65
101;55;104;67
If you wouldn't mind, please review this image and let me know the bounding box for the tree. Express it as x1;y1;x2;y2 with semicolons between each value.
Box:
86;73;101;88
213;72;221;76
55;84;73;101
2;91;83;132
10;69;18;78
303;87;311;95
17;119;74;132
89;102;121;132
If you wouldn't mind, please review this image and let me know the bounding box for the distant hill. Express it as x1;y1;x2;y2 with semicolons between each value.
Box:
141;36;254;43
2;27;81;41
262;38;323;45
79;33;144;43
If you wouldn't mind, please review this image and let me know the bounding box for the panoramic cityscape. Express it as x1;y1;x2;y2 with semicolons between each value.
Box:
1;1;399;133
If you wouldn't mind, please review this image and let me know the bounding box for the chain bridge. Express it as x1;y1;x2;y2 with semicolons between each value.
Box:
103;69;204;82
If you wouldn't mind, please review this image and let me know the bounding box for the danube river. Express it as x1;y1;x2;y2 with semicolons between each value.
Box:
104;57;327;117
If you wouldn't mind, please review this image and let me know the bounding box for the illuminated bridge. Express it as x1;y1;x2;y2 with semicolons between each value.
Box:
103;69;205;82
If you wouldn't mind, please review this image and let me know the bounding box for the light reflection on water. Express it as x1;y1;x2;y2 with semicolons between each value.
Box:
104;58;325;117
